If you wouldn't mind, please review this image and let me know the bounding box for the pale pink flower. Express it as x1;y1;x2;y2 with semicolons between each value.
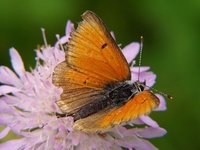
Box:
0;21;166;150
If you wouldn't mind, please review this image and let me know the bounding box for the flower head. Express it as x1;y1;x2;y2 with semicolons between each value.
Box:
0;21;167;150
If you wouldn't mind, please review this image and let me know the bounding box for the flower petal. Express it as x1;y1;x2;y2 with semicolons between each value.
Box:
155;94;167;111
55;20;74;46
66;20;74;36
0;66;21;86
9;48;25;77
0;100;16;125
130;66;150;72
137;127;167;138
0;85;20;95
131;69;156;87
0;138;27;150
134;138;158;150
139;115;159;127
122;42;140;63
110;31;115;40
0;127;10;139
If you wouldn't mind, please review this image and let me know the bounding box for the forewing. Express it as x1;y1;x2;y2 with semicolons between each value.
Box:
66;10;131;83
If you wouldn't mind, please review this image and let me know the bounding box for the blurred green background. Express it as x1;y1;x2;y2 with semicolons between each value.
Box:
0;0;199;149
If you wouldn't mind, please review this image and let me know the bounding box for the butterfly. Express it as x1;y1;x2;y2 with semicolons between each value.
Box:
52;10;160;133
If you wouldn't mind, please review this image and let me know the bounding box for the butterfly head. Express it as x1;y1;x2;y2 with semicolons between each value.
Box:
126;80;146;94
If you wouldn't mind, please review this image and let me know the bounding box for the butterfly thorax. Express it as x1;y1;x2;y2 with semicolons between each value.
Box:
73;81;145;121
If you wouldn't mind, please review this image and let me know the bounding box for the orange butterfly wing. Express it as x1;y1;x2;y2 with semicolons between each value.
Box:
53;11;130;114
53;62;106;114
66;11;131;82
73;91;160;132
53;11;160;133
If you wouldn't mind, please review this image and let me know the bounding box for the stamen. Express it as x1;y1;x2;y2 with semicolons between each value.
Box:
41;28;48;48
56;34;65;51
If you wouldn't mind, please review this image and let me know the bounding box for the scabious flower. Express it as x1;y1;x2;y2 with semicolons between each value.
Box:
0;20;167;150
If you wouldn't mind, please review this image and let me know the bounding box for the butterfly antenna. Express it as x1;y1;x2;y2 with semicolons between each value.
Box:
138;36;144;81
146;85;173;99
41;28;48;48
138;36;172;99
